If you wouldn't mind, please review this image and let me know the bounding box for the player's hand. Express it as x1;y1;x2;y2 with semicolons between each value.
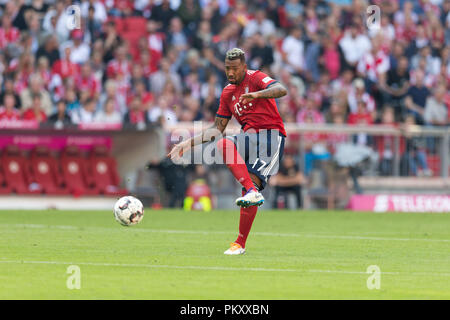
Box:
167;140;191;162
239;92;258;106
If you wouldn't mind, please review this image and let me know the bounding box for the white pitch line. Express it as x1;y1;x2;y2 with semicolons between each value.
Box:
0;259;449;277
2;223;450;243
0;259;332;273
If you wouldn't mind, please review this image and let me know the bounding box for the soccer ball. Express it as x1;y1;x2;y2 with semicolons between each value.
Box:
114;196;144;226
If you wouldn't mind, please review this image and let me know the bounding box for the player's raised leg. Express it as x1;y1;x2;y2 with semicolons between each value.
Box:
217;137;264;207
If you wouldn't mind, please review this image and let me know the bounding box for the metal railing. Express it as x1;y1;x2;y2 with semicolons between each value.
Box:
166;122;450;178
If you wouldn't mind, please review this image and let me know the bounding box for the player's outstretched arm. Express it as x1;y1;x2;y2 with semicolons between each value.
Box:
167;116;229;161
239;82;287;105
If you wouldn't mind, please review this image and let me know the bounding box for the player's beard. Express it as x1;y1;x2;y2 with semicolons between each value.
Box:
229;73;243;85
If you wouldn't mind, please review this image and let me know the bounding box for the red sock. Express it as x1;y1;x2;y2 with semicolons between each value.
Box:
217;138;254;191
235;190;258;248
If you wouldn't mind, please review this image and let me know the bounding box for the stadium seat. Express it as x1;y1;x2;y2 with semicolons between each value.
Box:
87;145;127;196
106;17;125;34
0;159;11;194
426;155;440;177
123;17;147;33
29;146;69;195
60;146;98;196
1;145;42;194
120;31;144;58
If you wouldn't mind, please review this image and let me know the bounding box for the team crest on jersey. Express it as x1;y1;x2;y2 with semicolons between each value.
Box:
234;102;243;116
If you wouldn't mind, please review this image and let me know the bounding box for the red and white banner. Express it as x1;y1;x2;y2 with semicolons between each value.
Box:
0;120;39;129
347;194;450;213
0;135;112;150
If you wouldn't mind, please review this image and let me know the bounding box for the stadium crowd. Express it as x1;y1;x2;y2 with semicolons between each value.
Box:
0;0;449;179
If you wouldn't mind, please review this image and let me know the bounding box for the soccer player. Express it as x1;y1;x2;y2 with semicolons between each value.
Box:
168;48;287;255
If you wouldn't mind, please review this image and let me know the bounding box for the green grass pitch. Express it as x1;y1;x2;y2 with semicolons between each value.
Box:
0;209;449;299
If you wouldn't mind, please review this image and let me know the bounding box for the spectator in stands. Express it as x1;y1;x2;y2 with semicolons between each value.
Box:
347;78;376;120
400;115;432;177
281;27;305;77
5;1;28;31
63;29;91;65
424;84;448;126
376;107;397;176
20;73;52;116
71;98;97;124
248;32;274;71
36;56;51;90
101;20;122;64
389;41;406;71
36;34;60;67
42;1;71;43
348;99;374;147
177;0;202;38
270;154;305;209
411;46;440;77
0;93;20;121
284;0;303;26
99;79;125;115
22;94;47;123
26;11;41;54
167;17;188;52
77;63;101;100
243;8;276;39
320;35;341;81
132;79;154;110
85;5;103;44
48;100;72;128
81;0;108;24
304;31;322;82
356;36;390;88
200;72;221;115
63;87;80;116
0;15;20;50
151;0;177;31
0;77;21;110
339;23;371;70
179;49;207;83
191;19;212;52
52;46;80;80
106;45;131;79
94;98;122;124
150;58;183;96
124;96;148;129
148;95;178;126
296;98;324;124
404;69;430;125
379;56;410;117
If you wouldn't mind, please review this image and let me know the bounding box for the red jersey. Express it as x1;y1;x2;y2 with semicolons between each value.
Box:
216;70;286;136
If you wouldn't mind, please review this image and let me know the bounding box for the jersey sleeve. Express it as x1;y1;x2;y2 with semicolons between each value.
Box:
252;71;278;90
216;90;232;119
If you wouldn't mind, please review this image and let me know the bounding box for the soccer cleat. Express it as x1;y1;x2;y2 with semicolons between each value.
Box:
224;242;246;255
235;188;264;208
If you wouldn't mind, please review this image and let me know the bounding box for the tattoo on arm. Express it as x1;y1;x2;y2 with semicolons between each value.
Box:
213;116;229;133
255;82;288;99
